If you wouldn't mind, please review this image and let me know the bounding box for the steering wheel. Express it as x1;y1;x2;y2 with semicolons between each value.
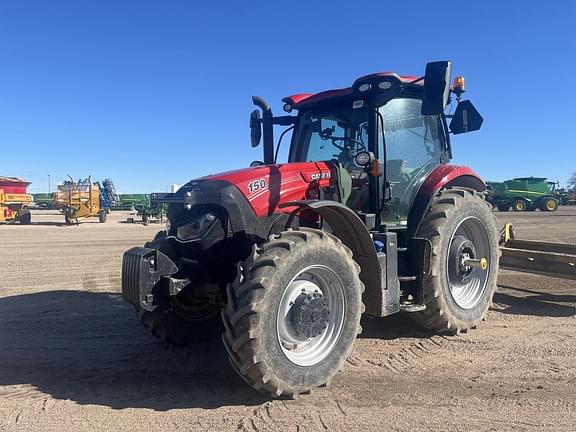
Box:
329;136;366;152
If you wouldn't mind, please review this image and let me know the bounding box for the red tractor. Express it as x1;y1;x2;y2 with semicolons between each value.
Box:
122;61;497;397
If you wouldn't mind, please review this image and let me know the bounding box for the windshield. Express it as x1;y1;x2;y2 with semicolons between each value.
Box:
291;105;369;169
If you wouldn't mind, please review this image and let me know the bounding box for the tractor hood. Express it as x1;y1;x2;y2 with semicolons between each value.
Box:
177;161;336;218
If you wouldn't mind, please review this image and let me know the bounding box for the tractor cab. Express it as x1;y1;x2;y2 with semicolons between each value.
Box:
287;88;447;228
250;61;483;231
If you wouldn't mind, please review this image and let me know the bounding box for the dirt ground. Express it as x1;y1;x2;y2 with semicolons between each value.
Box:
0;208;574;432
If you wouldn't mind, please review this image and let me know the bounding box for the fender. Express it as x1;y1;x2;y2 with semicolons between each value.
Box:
280;200;386;316
408;164;486;237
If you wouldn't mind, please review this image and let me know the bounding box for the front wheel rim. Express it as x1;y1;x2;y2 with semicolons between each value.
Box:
276;265;345;367
446;217;491;310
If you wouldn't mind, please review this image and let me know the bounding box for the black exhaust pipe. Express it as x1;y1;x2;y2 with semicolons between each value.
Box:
252;96;275;165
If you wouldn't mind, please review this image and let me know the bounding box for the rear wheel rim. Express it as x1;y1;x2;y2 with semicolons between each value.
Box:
276;265;345;367
546;200;557;211
445;217;490;310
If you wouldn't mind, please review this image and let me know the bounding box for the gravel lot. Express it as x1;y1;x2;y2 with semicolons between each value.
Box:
1;208;574;431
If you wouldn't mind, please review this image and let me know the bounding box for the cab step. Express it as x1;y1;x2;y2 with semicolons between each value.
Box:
398;275;417;282
399;304;426;312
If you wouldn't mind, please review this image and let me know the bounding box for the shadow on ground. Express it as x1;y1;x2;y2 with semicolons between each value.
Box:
28;221;72;227
0;221;71;227
0;290;267;410
494;285;576;317
3;284;572;411
359;313;435;340
0;291;443;410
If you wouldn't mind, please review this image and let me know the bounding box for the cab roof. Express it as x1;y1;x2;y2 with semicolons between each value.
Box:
282;72;422;109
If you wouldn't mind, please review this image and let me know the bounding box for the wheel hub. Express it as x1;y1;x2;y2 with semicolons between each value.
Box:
449;235;477;283
276;265;345;367
289;292;330;339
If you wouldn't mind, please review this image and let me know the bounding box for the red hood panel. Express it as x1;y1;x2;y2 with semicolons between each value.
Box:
203;162;335;216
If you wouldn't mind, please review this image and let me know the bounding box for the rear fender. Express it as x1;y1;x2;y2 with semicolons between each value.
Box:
408;165;486;237
280;200;385;316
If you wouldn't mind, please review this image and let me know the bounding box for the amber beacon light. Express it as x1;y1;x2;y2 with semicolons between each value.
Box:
452;76;466;98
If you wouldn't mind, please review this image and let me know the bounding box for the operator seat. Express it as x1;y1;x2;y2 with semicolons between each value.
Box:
386;159;407;183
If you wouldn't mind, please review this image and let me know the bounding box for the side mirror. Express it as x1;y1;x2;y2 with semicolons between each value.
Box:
449;100;484;134
250;109;262;147
421;61;452;115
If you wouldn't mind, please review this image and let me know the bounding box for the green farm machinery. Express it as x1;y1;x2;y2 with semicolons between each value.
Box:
486;177;560;212
32;193;54;209
113;194;149;211
123;193;168;223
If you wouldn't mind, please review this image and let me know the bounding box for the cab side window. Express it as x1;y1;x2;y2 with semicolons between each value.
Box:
379;98;444;225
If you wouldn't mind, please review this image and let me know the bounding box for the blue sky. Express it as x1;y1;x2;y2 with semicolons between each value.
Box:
1;1;574;193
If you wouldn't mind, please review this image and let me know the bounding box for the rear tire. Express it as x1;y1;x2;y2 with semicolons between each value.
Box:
17;209;31;224
222;228;364;397
496;203;510;212
410;188;499;334
64;208;75;225
135;233;223;344
541;198;558;212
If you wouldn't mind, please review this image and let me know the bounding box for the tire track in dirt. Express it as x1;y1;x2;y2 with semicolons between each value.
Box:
346;334;458;374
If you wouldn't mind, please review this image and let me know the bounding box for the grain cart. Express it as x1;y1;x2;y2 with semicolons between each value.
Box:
122;61;497;397
0;176;33;224
486;177;559;212
53;176;110;224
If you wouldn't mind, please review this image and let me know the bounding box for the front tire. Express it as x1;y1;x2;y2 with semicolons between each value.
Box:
222;228;364;397
411;188;499;334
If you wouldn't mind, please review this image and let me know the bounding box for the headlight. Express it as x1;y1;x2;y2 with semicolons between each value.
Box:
172;212;217;243
358;82;371;92
354;151;373;167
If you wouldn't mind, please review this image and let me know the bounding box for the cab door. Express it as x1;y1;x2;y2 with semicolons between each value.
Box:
378;98;446;228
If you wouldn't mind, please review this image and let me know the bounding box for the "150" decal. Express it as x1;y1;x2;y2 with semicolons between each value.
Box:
248;178;267;193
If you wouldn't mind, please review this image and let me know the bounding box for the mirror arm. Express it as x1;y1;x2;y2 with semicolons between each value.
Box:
272;115;297;126
252;96;274;165
405;75;425;85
